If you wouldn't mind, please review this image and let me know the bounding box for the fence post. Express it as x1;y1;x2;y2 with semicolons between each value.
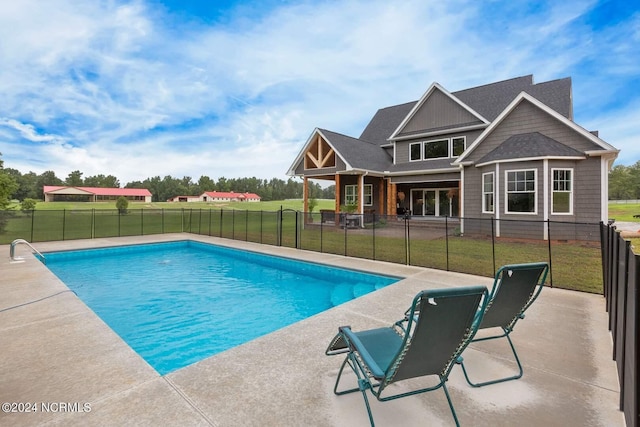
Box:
30;210;35;242
232;209;235;240
278;206;282;246
118;209;121;237
445;216;449;271
404;212;410;265
62;209;66;241
372;213;376;261
91;208;95;239
295;211;299;249
141;209;144;236
260;210;263;244
491;218;496;276
209;209;212;236
547;220;554;287
161;209;164;234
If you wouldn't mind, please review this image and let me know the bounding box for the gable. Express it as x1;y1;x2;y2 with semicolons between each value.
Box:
390;83;488;141
457;94;617;165
399;88;484;137
304;133;336;170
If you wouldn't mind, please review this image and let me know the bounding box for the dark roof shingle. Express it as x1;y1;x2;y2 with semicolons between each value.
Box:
476;132;585;165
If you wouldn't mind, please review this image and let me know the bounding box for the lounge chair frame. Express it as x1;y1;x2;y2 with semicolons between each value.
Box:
457;262;549;387
326;286;488;427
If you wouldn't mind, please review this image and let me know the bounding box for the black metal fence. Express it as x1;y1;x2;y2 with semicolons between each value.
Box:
601;223;639;427
1;208;603;293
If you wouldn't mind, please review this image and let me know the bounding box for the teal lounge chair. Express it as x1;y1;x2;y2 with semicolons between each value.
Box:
457;262;549;387
325;285;488;427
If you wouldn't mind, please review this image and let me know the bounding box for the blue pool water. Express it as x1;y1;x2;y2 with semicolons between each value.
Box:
44;241;399;375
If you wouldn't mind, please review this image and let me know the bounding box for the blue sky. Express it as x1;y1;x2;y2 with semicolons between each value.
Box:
0;0;638;185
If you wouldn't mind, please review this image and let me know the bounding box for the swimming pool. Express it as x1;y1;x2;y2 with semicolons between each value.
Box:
43;240;399;375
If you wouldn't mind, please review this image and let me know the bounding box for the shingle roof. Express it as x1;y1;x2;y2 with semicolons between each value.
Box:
453;75;572;122
319;128;393;171
358;76;573;145
358;101;415;145
475;132;585;165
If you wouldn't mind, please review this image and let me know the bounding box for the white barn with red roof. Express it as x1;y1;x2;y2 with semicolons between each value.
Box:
43;186;152;203
199;191;261;203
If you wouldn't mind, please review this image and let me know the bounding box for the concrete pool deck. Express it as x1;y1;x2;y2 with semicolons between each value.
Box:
1;234;624;426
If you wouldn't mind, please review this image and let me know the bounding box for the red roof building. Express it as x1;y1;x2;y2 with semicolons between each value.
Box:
200;191;261;202
43;186;152;202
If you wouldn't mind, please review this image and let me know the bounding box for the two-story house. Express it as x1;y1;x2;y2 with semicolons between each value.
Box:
286;75;618;239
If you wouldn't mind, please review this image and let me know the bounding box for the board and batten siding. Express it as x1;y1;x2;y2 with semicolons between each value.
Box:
399;89;482;135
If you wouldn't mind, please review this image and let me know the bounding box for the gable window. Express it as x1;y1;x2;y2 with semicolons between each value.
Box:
506;169;536;214
482;172;494;213
423;139;448;159
345;184;373;206
452;137;466;157
410;142;422;161
411;136;466;161
552;169;573;214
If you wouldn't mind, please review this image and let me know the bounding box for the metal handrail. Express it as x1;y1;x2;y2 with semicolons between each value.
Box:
10;239;45;263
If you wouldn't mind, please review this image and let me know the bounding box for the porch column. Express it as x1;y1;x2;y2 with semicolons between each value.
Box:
303;177;309;214
378;177;385;216
386;179;396;216
334;174;341;224
358;175;364;215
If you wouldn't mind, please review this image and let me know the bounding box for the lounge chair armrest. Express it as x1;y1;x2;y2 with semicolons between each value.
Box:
338;326;386;379
325;326;351;355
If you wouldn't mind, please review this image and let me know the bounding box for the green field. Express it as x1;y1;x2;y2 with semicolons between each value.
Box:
1;199;624;293
8;199;336;212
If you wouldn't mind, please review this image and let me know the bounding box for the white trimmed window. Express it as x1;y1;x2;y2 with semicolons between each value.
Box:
410;142;422;161
345;184;373;206
482;172;494;213
452;137;466;157
345;185;357;205
411;136;466;161
423;139;449;159
506;169;537;214
363;184;373;206
552;169;573;214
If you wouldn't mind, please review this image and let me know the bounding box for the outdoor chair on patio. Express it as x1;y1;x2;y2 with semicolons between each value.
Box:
456;262;549;387
325;286;489;427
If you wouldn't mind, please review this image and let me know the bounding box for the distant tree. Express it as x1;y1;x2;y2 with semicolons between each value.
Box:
608;165;633;200
65;170;84;186
197;175;215;190
35;170;64;200
20;198;37;212
0;153;19;233
116;196;129;214
84;174;120;188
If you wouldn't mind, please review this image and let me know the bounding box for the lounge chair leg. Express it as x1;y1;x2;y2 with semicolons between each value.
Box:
458;334;524;387
333;356;361;395
441;381;461;427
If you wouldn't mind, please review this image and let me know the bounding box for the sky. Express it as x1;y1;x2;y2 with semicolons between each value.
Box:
0;0;639;186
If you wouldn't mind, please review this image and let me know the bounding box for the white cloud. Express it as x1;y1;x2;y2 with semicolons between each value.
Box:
1;0;638;184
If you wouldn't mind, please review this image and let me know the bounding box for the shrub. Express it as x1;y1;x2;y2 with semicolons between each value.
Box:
116;196;129;214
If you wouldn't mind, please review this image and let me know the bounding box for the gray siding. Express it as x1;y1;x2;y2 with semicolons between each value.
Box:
400;89;481;134
465;101;603;163
294;156;347;176
391;172;460;184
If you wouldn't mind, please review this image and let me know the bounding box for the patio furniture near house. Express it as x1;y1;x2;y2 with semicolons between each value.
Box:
457;262;549;387
326;285;489;426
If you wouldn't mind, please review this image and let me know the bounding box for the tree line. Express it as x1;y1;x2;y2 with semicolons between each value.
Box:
609;162;640;200
0;156;334;205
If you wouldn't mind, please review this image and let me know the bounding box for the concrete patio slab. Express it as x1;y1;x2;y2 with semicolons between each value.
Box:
0;234;625;426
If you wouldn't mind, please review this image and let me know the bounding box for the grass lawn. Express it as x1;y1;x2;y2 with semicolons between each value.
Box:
8;199;336;212
1;199;628;293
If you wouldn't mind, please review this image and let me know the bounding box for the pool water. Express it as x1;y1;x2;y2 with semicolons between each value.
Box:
44;241;399;374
